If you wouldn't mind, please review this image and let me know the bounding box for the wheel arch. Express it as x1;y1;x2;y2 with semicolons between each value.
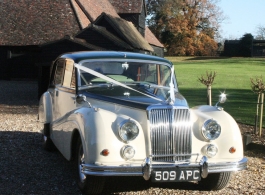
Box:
71;129;81;161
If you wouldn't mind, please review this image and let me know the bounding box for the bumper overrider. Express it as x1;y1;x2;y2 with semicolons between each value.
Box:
81;156;248;180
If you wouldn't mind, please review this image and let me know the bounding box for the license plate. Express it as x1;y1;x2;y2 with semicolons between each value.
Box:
151;167;201;182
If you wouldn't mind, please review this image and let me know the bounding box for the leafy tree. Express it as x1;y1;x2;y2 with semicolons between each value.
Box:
146;0;224;56
239;33;253;57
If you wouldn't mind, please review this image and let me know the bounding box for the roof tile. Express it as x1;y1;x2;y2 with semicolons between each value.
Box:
70;0;90;28
0;0;80;45
109;0;143;13
95;13;153;52
145;27;164;48
76;0;119;21
0;0;162;50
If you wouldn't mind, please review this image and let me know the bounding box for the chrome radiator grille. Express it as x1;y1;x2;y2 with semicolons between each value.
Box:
148;107;192;162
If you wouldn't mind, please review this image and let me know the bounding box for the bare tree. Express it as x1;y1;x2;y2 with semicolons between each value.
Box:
255;25;265;40
250;76;265;136
198;71;217;106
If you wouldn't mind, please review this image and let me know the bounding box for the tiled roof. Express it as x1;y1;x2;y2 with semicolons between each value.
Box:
145;27;164;48
89;25;134;50
0;0;162;49
95;13;153;52
75;0;119;21
0;0;80;46
109;0;144;13
41;36;105;51
70;0;91;28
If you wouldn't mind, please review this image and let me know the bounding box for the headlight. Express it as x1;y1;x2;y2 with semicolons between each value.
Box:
202;119;221;140
121;145;135;160
119;119;139;142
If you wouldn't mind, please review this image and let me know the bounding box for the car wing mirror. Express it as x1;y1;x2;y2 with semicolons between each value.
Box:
76;94;92;108
215;93;227;107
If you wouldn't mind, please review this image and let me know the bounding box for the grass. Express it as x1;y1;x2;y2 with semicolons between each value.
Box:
166;56;265;126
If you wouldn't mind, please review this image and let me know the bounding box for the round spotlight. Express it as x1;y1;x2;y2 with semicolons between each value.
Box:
121;145;135;160
206;144;218;158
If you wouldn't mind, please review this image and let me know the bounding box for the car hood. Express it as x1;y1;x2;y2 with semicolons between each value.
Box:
83;91;189;110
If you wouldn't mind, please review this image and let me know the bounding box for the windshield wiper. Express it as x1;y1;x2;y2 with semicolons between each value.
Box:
79;83;116;90
124;82;173;90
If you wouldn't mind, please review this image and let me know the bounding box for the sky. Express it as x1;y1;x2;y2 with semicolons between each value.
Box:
218;0;265;39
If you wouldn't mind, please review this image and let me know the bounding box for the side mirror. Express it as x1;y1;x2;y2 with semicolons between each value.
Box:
76;94;92;107
76;94;87;104
218;93;227;104
215;93;227;107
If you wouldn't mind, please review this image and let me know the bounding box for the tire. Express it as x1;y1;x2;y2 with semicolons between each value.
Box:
42;123;55;151
199;172;232;190
43;135;55;151
75;137;105;195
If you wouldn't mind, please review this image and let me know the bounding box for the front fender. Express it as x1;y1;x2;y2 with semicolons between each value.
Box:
38;92;52;125
190;105;244;162
68;106;146;165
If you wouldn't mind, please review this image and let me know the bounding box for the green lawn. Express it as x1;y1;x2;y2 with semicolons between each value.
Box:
166;57;265;126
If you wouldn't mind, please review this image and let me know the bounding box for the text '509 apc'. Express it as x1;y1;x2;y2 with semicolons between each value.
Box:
38;51;247;194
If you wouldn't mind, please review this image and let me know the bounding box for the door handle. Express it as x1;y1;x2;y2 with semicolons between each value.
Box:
55;89;59;96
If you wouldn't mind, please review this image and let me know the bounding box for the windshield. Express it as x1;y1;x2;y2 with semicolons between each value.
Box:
77;60;176;101
80;61;172;85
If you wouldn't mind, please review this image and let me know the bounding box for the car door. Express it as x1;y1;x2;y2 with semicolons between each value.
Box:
50;59;77;152
54;59;76;119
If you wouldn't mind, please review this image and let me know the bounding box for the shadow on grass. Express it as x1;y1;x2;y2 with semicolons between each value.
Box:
184;56;231;61
179;88;259;126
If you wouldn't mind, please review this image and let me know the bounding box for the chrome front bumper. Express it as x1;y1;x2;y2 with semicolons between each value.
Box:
82;157;248;180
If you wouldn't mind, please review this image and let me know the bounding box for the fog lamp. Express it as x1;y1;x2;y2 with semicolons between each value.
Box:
206;144;218;158
121;145;135;160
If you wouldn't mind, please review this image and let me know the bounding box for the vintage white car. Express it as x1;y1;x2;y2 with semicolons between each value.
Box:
38;51;247;194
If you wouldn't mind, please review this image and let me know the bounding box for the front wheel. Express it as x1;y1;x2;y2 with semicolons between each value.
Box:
75;137;105;195
198;172;232;190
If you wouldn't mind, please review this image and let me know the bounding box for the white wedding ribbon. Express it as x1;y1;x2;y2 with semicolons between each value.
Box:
168;66;175;105
75;63;163;102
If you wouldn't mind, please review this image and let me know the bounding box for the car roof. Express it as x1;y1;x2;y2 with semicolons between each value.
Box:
59;51;172;65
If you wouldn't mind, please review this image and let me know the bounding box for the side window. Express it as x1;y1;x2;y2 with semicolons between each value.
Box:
63;59;75;89
160;65;171;86
70;67;76;88
54;60;65;85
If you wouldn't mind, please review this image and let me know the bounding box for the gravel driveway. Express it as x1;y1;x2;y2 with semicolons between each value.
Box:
0;80;264;195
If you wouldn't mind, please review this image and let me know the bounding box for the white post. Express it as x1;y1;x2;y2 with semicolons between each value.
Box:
255;93;260;134
207;85;212;106
259;93;264;137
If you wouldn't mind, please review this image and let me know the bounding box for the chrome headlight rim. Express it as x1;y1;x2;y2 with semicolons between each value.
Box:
202;119;221;141
119;119;139;142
